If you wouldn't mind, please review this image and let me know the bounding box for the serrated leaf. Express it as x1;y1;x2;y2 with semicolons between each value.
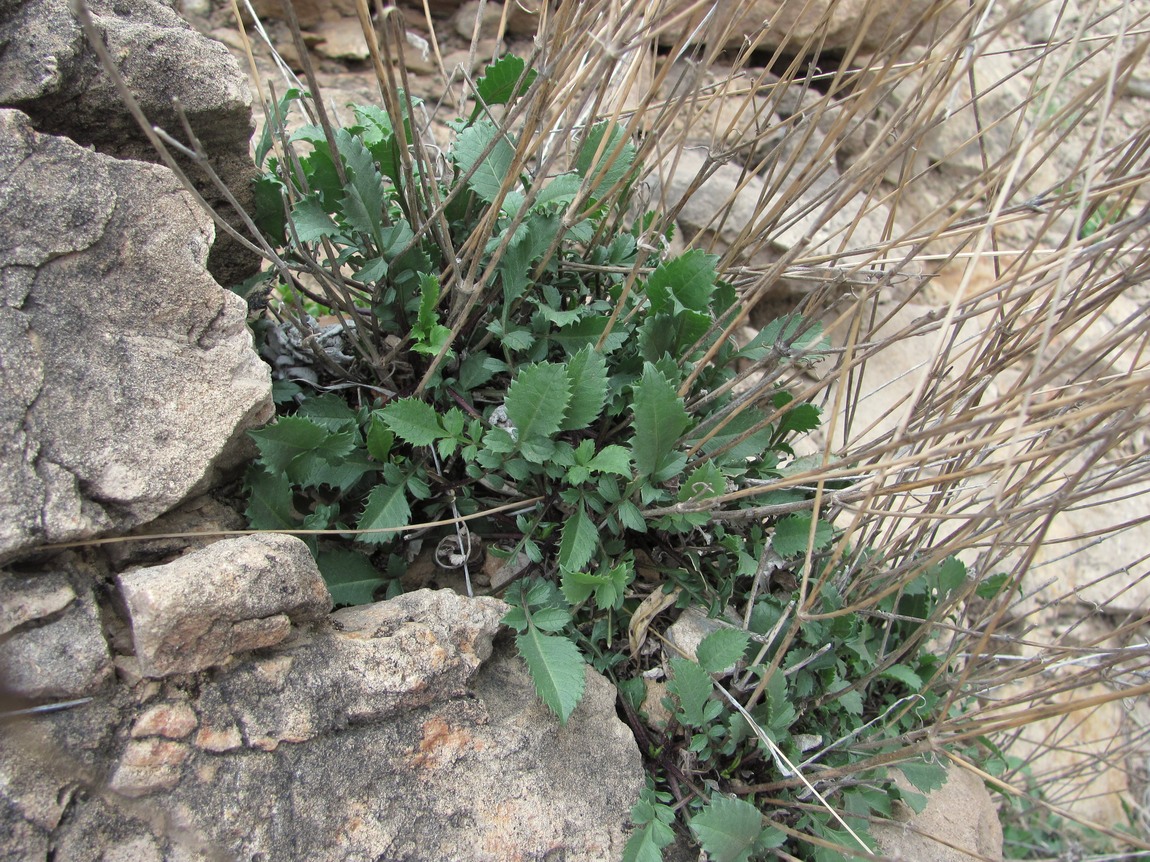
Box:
356;482;411;545
678;461;725;504
775;401;821;441
622;822;673;862
668;656;714;727
297;394;359;432
936;556;967;594
249;415;331;473
618;500;647;533
459;352;505;390
644;249;718;314
696;628;750;674
455;119;516;203
532;172;583;210
505;362;571;442
416;273;441;332
290;193;339;243
576;121;636;197
896;759;949;795
475;53;537;107
317;549;386;606
529;606;572;632
689;795;766;862
558;504;598;573
244;466;297;530
878;664;923;689
366;414;395;461
771;513;834;558
587;445;632;477
975;571;1011;600
560;347;608;431
379;398;443;446
516;627;586;724
631;364;691;479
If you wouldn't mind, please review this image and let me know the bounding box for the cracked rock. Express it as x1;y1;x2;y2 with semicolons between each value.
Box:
116;534;332;678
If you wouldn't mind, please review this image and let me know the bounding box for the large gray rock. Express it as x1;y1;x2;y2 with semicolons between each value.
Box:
116;534;332;678
1;589;645;861
0;109;272;563
0;0;258;284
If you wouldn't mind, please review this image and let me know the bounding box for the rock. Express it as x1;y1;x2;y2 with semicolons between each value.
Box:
0;570;75;637
313;17;372;61
505;0;957;52
0;0;258;285
1;589;644;860
0;584;112;699
248;0;360;29
194;588;506;750
116;534;331;678
130;701;198;739
0;109;272;563
872;765;1004;861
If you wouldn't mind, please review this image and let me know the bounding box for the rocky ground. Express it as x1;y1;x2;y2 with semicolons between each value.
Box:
2;0;1149;858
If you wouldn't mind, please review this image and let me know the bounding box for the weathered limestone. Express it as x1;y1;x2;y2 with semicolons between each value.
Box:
116;534;331;678
0;109;272;562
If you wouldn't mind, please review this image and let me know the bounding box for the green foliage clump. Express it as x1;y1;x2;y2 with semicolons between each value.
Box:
242;54;989;861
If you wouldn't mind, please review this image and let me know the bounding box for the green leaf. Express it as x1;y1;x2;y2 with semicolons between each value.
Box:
630;364;691;479
587;445;632;477
771;513;834;558
516;627;586;724
379;398;443;446
774;402;821;440
245;466;297;530
454;119;516;203
296;395;359;433
576;121;636;197
529;606;572;633
356;482;411;545
644;249;718;314
249;416;331;473
878;664;923;690
532;173;583;211
667;656;714;727
896;758;949;795
678;461;726;504
459;352;506;390
366;414;395;461
558;503;598;573
560;347;608;431
505;362;571;442
317;549;386;606
696;628;750;674
290;193;340;243
936;556;967;595
622;822;673;862
336;130;386;247
618;500;647;532
475;53;537;107
975;571;1012;600
689;795;767;862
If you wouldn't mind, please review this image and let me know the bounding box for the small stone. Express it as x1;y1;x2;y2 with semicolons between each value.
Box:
116;534;332;678
194;723;244;753
665;606;740;673
0;571;75;637
108;740;190;798
313;19;372;61
131;702;198;739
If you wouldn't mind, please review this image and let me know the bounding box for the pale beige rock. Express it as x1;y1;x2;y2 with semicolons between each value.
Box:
872;765;1004;861
108;739;192;798
0;570;75;636
314;18;373;61
131;702;199;740
116;534;331;678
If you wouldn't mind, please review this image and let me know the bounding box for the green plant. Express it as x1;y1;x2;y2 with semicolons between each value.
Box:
239;53;1007;860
